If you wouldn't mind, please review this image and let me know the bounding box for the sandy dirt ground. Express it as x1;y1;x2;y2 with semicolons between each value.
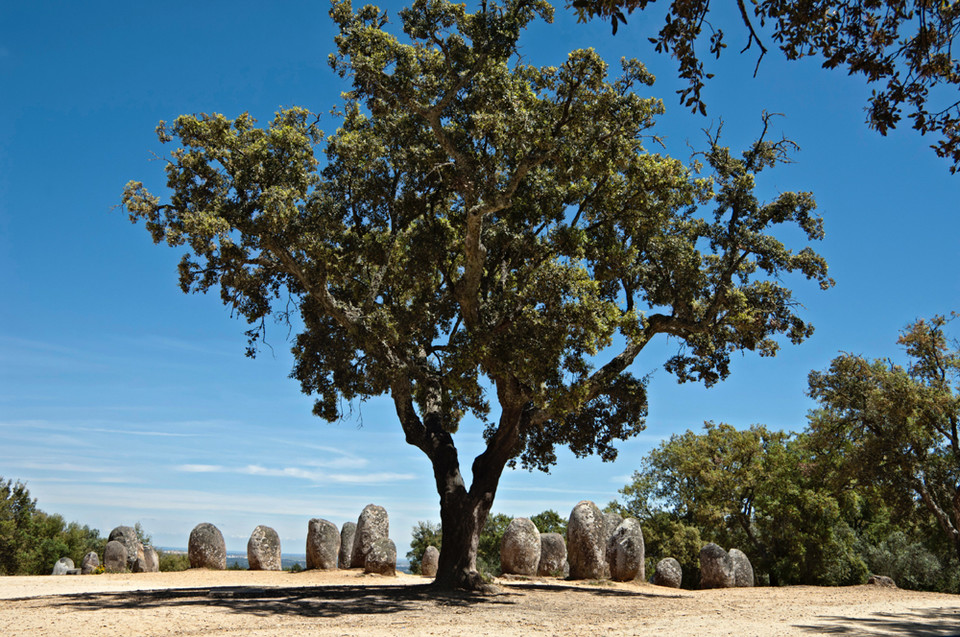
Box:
1;569;958;636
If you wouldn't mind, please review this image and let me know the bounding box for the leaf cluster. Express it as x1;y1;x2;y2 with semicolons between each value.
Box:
571;0;960;171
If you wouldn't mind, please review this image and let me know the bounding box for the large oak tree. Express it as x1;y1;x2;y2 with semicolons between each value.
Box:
123;0;832;590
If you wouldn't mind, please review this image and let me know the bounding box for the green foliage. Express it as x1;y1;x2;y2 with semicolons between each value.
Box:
124;0;831;584
157;550;191;572
0;477;105;575
288;562;304;573
570;0;960;171
477;513;512;577
860;531;956;593
807;315;960;566
529;509;567;536
227;560;245;570
406;520;442;575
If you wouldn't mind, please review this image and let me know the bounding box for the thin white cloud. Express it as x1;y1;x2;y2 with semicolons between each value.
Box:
174;462;415;484
14;462;117;474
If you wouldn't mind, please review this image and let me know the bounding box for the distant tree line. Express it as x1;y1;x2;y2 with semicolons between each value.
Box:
610;316;959;593
0;478;104;575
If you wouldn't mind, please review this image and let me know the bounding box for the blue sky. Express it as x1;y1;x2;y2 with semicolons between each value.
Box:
0;1;956;553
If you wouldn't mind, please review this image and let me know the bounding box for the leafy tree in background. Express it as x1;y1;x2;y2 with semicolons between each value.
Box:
613;424;868;586
123;0;831;589
570;0;960;172
0;477;104;575
530;509;567;535
407;520;443;574
807;315;960;564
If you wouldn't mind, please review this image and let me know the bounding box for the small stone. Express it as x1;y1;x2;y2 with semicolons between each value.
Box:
537;533;567;577
867;574;897;588
188;522;226;570
364;537;397;576
605;518;645;582
103;541;128;573
567;500;606;579
421;546;440;578
338;522;357;569
729;548;754;587
248;525;282;571
306;518;340;570
52;557;75;576
350;504;389;568
699;543;736;589
81;551;99;575
653;557;682;588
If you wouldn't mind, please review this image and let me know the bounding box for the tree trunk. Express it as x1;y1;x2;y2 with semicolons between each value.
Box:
431;486;494;591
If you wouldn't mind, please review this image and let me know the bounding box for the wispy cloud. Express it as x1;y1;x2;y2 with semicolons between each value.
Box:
174;462;415;484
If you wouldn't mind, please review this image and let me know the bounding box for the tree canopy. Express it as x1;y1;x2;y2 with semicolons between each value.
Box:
807;314;960;563
123;0;831;589
571;0;960;172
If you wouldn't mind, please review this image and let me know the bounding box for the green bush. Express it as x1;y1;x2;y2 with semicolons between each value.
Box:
157;550;191;572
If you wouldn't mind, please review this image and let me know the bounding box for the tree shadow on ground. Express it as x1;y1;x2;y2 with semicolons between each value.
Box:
795;607;960;636
46;580;678;620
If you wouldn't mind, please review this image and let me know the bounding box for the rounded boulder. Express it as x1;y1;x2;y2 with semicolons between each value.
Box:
188;522;226;570
248;525;282;571
699;543;736;589
81;551;100;575
567;500;606;579
653;557;682;588
605;518;645;582
364;537;397;576
537;532;567;577
52;557;74;576
350;504;389;568
306;518;340;570
108;525;144;572
500;517;541;576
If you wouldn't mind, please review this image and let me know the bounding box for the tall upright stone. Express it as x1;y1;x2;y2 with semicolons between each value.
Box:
729;548;754;587
537;532;568;577
350;504;389;568
421;546;440;578
338;522;357;569
103;541;128;573
141;546;160;573
248;525;282;571
306;518;341;570
605;518;645;582
567;500;606;579
500;517;541;576
108;525;144;572
188;522;226;570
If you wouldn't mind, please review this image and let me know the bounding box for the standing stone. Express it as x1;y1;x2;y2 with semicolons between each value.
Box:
364;537;397;576
537;532;568;577
52;557;75;576
140;546;159;573
567;500;606;579
729;548;754;587
188;522;226;570
248;525;282;571
338;522;357;569
81;551;100;575
108;525;144;572
699;543;736;589
605;518;645;582
421;546;440;578
103;541;128;573
306;518;341;570
500;517;541;576
350;504;389;568
653;557;683;588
